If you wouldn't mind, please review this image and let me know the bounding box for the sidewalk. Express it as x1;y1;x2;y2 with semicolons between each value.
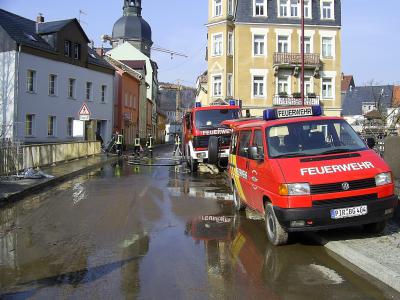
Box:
0;154;118;204
312;179;400;292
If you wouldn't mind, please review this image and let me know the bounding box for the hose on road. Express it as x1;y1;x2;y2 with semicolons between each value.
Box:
125;156;185;167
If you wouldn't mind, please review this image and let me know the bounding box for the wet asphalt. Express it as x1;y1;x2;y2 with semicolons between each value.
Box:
0;145;399;299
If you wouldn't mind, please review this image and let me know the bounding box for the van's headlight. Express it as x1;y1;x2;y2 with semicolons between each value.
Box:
279;183;310;196
375;172;392;186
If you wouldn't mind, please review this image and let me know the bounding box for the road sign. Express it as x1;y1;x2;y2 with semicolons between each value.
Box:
79;102;91;121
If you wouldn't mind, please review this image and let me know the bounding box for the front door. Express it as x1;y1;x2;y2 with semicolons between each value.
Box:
235;130;252;206
248;129;267;213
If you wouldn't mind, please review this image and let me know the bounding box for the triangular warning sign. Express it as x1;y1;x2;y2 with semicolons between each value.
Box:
79;103;91;116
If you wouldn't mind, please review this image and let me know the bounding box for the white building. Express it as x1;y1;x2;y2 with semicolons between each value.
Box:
0;9;115;144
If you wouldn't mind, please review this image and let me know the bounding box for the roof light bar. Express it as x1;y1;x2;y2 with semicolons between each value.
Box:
263;106;323;121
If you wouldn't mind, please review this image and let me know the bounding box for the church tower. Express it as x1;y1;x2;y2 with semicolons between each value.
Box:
112;0;153;57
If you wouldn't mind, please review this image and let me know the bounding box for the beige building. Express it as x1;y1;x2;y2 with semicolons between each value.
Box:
205;0;342;116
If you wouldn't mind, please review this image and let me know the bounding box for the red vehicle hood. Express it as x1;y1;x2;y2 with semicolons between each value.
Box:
276;150;390;184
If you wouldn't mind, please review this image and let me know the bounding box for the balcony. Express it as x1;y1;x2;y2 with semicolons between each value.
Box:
273;94;320;106
273;52;321;67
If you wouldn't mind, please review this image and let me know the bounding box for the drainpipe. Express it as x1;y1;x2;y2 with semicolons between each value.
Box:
14;44;21;143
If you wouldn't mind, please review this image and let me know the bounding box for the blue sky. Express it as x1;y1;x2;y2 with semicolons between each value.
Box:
1;0;399;87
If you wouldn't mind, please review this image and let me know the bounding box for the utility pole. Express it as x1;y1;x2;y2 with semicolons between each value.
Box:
301;0;305;103
176;81;182;122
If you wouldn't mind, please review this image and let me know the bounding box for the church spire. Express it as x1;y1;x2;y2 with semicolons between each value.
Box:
123;0;142;16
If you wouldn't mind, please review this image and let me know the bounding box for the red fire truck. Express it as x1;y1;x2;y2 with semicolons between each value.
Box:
182;101;241;172
218;103;397;245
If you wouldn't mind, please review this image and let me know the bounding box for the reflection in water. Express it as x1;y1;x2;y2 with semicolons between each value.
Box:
185;212;391;300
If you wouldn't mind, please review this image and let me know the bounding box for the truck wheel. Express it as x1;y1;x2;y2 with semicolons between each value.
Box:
233;185;245;211
208;136;219;165
363;220;387;234
265;203;288;246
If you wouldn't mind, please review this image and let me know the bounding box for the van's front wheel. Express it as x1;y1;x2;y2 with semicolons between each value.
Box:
265;203;288;246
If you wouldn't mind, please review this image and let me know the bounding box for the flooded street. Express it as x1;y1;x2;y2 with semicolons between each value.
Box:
0;147;399;299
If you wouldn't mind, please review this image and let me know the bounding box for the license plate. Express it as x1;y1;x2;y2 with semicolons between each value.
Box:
330;205;368;219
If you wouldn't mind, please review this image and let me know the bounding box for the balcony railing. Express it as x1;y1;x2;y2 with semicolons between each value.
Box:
273;52;320;67
273;95;320;106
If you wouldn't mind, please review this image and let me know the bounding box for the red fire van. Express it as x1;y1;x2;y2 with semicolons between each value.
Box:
225;105;397;245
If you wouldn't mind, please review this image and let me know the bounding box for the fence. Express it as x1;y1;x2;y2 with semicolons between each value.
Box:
0;141;101;176
0;141;23;176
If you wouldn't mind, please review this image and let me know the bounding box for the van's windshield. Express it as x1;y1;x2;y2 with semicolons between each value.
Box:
267;119;367;158
195;109;239;129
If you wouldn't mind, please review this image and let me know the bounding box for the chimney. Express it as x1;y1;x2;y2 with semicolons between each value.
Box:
36;13;45;23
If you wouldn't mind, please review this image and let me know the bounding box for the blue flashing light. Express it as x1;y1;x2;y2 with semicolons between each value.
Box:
312;105;323;116
263;108;277;121
195;102;202;108
229;99;236;106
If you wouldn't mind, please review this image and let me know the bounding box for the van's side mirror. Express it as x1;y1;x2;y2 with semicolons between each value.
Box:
366;137;376;149
249;146;263;161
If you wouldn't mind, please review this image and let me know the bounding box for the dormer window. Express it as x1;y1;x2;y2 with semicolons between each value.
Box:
74;43;81;60
321;0;334;20
64;40;71;57
254;0;266;16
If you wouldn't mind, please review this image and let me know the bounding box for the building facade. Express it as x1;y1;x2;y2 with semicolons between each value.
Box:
205;0;342;116
107;0;159;138
0;9;114;144
105;57;145;145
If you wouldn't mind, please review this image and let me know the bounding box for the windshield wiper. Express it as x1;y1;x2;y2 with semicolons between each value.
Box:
319;148;355;155
273;152;310;158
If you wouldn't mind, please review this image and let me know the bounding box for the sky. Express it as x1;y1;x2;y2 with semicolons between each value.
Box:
1;0;399;87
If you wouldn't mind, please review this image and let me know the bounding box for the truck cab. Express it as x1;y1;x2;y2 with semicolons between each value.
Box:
183;102;240;172
227;105;398;245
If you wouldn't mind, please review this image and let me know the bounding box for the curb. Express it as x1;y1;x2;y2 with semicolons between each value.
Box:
0;156;119;205
309;233;400;292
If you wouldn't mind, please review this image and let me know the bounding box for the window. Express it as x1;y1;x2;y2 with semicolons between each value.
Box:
254;0;266;16
252;130;264;157
212;33;223;56
278;35;289;53
279;0;288;17
68;78;76;98
253;34;265;56
48;116;56;136
101;85;107;103
304;36;311;53
322;37;332;58
27;70;36;92
74;43;81;60
227;74;233;97
322;78;333;99
86;82;92;101
253;76;265;97
277;76;289;94
238;131;252;157
322;0;333;19
67;117;74;137
304;0;311;18
49;74;57;96
25;114;35;136
304;77;313;95
212;75;222;97
290;0;298;17
227;32;233;55
228;0;234;15
214;0;222;16
64;40;71;57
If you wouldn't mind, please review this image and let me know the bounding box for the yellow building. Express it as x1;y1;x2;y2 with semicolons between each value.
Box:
205;0;342;116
